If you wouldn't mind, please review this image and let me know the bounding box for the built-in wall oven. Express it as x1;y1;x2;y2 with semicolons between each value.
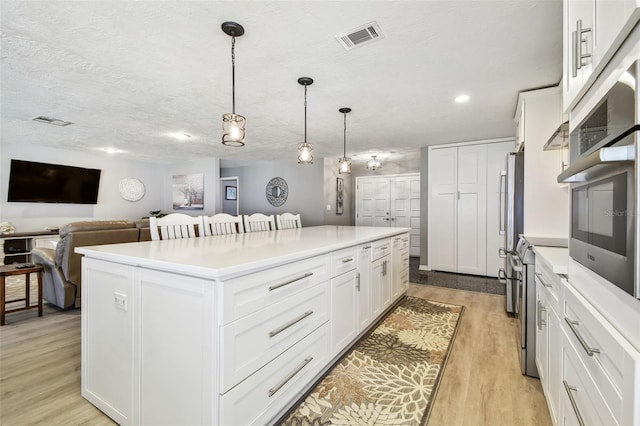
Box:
558;62;639;299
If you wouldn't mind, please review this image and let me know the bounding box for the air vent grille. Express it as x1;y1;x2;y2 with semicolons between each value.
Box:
32;116;73;126
336;21;384;51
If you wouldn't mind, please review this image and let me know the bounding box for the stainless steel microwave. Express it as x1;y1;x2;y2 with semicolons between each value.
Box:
559;62;639;299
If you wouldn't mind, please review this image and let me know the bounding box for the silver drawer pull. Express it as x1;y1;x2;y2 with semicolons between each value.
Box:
341;258;353;264
565;317;600;356
563;380;585;426
362;245;371;249
269;310;314;337
268;356;313;397
268;273;313;291
535;272;553;288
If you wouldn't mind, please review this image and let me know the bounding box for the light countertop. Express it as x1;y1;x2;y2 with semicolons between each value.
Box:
522;234;568;248
76;225;410;280
533;245;569;275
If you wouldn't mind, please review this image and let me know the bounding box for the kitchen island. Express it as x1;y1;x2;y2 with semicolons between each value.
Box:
77;225;410;425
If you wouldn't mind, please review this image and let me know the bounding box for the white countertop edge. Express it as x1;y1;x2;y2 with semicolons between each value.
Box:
532;245;569;275
76;226;411;280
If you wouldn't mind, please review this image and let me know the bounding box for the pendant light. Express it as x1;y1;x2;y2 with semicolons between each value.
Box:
367;155;382;171
221;21;246;147
297;77;314;164
338;107;352;174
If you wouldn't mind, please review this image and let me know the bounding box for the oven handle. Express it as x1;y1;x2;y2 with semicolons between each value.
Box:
509;254;523;272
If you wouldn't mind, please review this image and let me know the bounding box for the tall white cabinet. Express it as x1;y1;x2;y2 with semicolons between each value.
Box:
356;173;420;256
428;139;514;277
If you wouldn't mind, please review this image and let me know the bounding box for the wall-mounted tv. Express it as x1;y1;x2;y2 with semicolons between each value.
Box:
7;159;101;204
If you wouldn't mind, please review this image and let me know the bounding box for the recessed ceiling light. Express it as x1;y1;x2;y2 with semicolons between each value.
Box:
99;147;124;154
455;94;470;103
175;133;191;141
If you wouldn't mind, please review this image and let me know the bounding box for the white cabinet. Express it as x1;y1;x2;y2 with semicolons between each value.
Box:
391;234;410;300
330;269;358;356
371;255;391;318
356;244;372;332
356;173;421;256
428;142;488;275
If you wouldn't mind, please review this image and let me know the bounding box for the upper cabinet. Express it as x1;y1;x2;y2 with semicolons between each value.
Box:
563;0;640;112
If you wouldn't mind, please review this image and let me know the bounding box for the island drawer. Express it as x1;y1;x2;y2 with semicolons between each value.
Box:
330;246;358;278
220;282;329;393
371;238;391;261
220;254;330;324
219;322;330;426
393;233;409;251
563;283;640;424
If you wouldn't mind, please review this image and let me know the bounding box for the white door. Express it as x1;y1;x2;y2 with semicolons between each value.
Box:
357;174;421;256
357;178;390;226
429;147;458;272
457;144;487;276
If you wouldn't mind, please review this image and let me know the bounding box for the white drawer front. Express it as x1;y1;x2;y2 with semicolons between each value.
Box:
220;282;329;393
400;267;409;291
330;246;358;278
396;233;409;250
563;283;640;424
535;257;560;311
371;238;391;261
221;254;330;324
220;323;330;426
562;329;617;426
400;247;409;270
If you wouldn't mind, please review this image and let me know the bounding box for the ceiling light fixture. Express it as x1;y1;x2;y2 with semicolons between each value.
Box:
454;94;470;103
176;133;191;141
221;21;246;147
100;147;124;154
338;107;352;174
297;77;314;164
367;155;382;171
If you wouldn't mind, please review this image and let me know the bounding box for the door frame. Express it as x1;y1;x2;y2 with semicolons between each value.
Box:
220;176;240;215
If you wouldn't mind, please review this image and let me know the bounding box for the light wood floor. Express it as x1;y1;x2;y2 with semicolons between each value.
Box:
1;279;550;425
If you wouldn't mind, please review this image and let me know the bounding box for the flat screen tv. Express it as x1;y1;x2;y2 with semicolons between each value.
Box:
7;159;101;204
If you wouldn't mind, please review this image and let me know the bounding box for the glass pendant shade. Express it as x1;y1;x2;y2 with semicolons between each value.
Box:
222;113;246;146
338;157;352;174
297;77;314;164
221;22;245;147
298;141;313;164
367;155;381;170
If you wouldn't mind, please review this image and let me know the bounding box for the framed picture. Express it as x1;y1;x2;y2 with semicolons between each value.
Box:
336;178;344;215
225;186;237;200
172;173;204;210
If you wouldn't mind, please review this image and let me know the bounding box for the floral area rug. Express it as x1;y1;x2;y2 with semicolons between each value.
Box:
279;296;464;425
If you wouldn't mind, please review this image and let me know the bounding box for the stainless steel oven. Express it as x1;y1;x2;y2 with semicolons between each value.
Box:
559;62;639;299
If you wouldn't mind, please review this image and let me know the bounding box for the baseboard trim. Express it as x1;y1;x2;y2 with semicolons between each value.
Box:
419;265;431;271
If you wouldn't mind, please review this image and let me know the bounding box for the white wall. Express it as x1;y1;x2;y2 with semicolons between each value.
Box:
221;160;325;226
1;142;220;232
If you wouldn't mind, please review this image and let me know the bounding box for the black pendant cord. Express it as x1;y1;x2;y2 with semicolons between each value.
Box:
304;85;308;142
343;113;347;157
231;36;236;114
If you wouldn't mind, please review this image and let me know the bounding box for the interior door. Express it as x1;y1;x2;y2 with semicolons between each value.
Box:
357;177;390;226
457;144;488;276
390;175;421;256
429;147;458;272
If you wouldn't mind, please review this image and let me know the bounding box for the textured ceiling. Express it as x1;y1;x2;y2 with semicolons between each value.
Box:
0;1;562;167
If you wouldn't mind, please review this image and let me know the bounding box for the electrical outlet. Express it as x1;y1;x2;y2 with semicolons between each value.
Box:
326;204;331;211
114;292;127;311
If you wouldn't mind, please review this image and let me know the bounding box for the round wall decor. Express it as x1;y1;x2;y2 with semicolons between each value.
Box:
118;178;145;202
266;177;288;207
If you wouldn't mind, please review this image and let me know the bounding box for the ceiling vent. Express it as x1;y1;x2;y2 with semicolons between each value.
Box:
336;21;384;51
32;116;73;126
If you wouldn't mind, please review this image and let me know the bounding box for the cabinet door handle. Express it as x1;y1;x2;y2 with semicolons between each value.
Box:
564;317;600;356
268;356;313;397
499;171;506;234
572;29;579;78
269;310;314;337
356;272;361;291
563;381;586;426
342;258;354;264
268;273;313;291
576;19;592;71
535;272;553;288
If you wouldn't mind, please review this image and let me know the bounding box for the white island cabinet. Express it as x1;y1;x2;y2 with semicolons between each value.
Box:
77;225;410;426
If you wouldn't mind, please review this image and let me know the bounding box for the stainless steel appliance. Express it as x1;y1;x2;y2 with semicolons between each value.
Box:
509;236;538;378
499;151;524;314
558;62;639;299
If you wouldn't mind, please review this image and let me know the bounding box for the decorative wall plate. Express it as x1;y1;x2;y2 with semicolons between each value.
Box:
119;178;145;202
266;177;288;207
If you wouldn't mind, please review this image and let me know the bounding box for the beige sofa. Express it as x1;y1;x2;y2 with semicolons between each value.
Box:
31;220;149;309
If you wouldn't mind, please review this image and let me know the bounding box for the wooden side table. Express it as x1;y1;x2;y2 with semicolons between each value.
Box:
0;263;44;325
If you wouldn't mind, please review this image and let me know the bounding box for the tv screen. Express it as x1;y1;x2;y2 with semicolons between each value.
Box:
7;159;101;204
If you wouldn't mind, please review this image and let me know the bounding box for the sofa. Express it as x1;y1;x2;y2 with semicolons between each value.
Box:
31;220;149;309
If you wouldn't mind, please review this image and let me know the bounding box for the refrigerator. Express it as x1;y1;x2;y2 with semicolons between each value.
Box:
501;151;524;314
